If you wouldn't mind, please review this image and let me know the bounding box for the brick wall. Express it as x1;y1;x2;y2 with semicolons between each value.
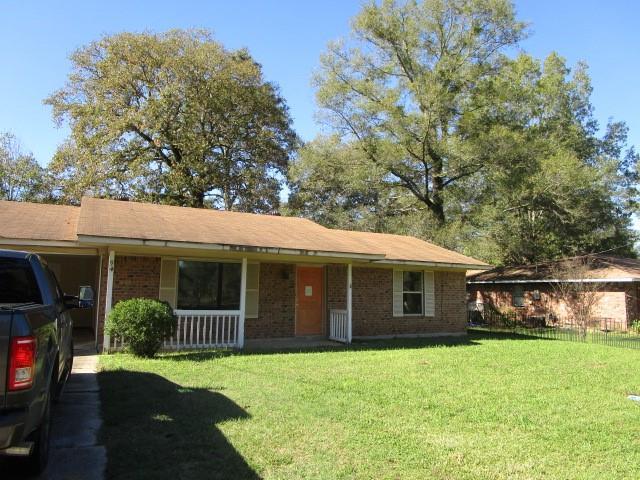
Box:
96;256;469;343
245;263;296;339
112;255;161;304
350;267;467;337
96;254;161;349
468;283;632;328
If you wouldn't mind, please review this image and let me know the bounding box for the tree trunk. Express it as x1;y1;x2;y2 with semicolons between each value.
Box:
192;190;205;208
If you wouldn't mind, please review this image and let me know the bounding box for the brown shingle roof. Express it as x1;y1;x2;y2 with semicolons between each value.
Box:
0;200;79;242
467;255;640;282
0;197;489;267
332;230;487;266
77;197;385;257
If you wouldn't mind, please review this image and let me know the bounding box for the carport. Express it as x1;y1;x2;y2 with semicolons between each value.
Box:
42;253;102;352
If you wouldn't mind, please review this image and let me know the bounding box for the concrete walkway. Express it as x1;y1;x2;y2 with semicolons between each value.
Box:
37;344;106;480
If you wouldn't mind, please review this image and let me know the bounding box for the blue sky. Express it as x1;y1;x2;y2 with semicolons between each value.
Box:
1;0;638;166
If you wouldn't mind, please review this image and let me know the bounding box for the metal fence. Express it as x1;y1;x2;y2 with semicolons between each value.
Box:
468;306;640;350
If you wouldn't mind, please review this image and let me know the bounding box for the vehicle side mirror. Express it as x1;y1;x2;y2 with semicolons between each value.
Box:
78;286;95;309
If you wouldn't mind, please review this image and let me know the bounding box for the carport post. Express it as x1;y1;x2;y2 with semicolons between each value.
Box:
347;263;352;343
103;250;115;352
238;257;247;349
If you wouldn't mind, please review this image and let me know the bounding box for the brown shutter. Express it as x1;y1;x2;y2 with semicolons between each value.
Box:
159;258;177;309
245;263;260;318
424;271;435;317
393;270;403;317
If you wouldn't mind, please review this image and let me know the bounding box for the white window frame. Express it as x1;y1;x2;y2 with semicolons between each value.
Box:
402;270;424;316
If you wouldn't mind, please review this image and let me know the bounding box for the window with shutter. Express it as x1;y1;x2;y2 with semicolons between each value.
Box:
393;269;436;317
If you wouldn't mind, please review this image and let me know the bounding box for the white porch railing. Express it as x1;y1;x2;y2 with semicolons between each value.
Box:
329;309;349;343
109;310;241;351
166;310;240;349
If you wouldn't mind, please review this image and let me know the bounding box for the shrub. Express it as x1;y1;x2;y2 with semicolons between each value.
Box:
631;319;640;335
106;298;176;357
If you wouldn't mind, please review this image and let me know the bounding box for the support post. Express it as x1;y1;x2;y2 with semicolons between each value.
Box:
238;257;247;349
347;263;352;343
103;250;115;352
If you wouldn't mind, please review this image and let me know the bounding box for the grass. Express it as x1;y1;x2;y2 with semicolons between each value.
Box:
98;332;640;480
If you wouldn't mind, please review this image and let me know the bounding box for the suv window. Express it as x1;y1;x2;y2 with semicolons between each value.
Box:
0;257;42;305
45;267;65;305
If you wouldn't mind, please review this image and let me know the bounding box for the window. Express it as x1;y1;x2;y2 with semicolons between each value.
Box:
512;285;525;308
177;261;241;310
402;271;423;315
0;257;42;305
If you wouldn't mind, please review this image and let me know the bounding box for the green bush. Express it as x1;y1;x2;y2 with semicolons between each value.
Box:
631;319;640;335
106;298;176;357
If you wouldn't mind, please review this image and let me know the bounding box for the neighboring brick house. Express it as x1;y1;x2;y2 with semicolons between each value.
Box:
467;256;640;330
0;197;488;351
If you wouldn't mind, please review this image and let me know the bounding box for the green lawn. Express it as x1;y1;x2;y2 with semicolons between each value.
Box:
98;333;640;480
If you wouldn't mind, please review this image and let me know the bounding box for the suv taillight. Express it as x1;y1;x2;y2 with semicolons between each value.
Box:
8;336;36;391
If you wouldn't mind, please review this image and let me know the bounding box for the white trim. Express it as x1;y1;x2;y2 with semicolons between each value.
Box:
238;258;247;349
94;253;103;351
0;239;86;248
375;259;489;270
103;250;115;351
77;234;385;260
467;277;639;284
174;309;241;316
347;263;353;344
400;270;424;316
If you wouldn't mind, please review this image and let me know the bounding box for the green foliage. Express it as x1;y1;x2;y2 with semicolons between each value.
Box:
106;298;175;357
313;0;526;225
46;29;298;212
291;0;639;265
286;135;405;231
632;320;640;335
0;132;48;202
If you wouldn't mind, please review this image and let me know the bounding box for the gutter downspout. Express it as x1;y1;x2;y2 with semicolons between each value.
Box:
347;263;353;344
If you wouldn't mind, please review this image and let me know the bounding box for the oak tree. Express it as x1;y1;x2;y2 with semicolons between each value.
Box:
46;29;297;211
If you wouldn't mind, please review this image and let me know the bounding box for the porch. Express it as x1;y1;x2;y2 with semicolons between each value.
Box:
105;258;354;351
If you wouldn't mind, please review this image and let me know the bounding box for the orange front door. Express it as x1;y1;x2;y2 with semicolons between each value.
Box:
296;267;324;336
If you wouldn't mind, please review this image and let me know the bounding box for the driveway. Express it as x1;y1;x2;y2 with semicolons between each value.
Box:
37;340;106;480
1;337;106;480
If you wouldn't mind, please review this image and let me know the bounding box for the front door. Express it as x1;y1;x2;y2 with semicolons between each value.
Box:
296;266;324;336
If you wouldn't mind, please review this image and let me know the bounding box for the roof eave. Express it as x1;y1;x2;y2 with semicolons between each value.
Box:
76;234;386;261
373;259;491;270
0;238;80;247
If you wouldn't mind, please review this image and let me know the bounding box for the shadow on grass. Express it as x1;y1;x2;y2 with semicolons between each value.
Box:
98;370;260;480
156;330;548;362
